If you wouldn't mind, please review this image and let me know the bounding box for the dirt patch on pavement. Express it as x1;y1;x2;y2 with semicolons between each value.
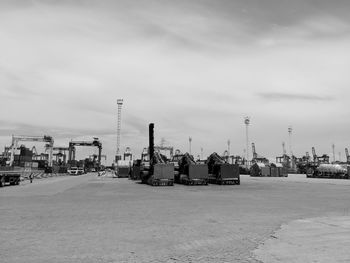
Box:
254;216;350;262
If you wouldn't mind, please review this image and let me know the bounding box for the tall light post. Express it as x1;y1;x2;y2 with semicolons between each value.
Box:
288;126;294;170
189;137;192;155
116;99;123;162
288;126;293;157
200;147;203;160
332;143;335;163
244;117;250;164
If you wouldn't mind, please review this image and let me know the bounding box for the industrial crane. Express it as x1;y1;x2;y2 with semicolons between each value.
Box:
276;142;291;167
312;147;329;165
68;138;102;167
51;147;70;164
123;147;132;161
251;143;269;164
252;143;258;160
9;135;54;167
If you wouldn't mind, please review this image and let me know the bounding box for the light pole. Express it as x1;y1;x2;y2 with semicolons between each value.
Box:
116;99;123;162
244;117;250;165
288;126;294;169
288;126;293;157
189;137;192;155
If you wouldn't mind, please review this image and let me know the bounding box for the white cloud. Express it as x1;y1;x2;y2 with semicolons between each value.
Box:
1;2;350;161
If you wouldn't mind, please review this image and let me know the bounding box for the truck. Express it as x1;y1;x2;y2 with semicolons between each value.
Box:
0;167;21;187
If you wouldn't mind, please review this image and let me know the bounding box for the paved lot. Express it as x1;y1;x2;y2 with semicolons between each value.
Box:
1;174;350;262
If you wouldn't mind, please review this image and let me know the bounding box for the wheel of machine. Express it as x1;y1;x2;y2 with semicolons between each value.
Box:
0;177;4;187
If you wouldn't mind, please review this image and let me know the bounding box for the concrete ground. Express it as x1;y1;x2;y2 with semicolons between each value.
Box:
1;174;350;262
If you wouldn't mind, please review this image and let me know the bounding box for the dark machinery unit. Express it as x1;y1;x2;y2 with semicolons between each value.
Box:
206;152;240;185
175;152;208;185
140;123;174;186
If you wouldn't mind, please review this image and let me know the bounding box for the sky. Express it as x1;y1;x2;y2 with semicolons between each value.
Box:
1;0;350;163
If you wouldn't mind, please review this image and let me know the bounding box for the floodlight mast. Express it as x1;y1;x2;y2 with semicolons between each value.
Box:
116;99;123;161
244;117;250;164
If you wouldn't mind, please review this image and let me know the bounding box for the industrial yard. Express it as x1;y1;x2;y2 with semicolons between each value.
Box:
2;1;350;262
1;173;350;263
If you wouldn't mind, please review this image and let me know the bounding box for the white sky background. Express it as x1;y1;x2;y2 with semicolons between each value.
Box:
1;0;350;162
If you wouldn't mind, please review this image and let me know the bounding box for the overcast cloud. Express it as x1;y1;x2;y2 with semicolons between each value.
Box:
1;0;350;162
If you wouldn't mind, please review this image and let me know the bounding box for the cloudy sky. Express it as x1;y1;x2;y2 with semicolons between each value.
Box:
1;0;350;162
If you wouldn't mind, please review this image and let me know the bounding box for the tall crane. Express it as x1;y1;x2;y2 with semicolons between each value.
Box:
10;135;54;166
68;138;102;167
312;147;317;163
52;147;70;164
251;143;258;160
345;148;350;164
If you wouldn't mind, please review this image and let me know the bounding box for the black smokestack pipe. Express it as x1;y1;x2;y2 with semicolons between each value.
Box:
149;123;154;164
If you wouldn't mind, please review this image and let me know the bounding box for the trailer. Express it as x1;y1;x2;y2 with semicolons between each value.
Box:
0;167;21;187
207;152;240;185
307;164;349;179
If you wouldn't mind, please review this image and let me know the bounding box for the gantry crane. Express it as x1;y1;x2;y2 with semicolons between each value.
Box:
9;135;54;166
68;138;102;167
52;147;70;164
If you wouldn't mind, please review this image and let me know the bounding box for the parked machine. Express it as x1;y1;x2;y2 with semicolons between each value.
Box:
139;123;174;186
206;152;240;185
175;152;208;185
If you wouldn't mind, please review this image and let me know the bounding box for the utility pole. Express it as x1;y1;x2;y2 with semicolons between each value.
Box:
332;143;335;163
189;137;192;155
116;99;123;162
200;147;203;160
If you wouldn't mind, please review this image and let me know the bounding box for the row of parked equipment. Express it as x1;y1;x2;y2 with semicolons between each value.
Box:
129;123;240;186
